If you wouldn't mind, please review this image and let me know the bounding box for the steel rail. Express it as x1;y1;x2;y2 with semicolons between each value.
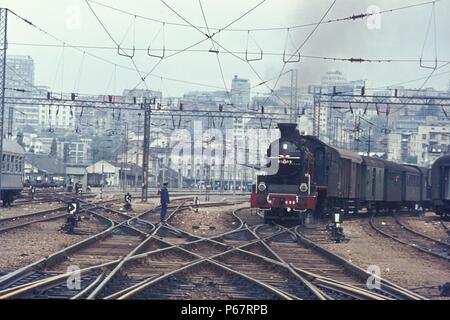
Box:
294;225;425;300
0;258;121;299
0;200;217;299
394;214;450;246
115;208;326;300
0;202;133;289
86;201;187;299
117;258;292;300
265;224;387;300
83;208;294;299
0;208;69;233
94;206;327;299
370;214;450;261
86;203;245;299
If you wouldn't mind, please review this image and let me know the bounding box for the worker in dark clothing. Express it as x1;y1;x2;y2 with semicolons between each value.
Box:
30;185;36;200
160;182;170;224
2;191;12;208
75;181;82;194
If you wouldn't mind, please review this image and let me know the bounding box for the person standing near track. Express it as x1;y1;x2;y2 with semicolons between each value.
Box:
160;182;170;224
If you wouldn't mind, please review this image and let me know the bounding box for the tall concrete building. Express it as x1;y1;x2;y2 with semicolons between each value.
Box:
38;104;76;131
5;56;37;136
6;55;35;93
416;125;450;166
230;75;250;108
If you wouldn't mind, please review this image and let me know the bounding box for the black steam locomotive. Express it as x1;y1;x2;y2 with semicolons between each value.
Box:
251;123;432;223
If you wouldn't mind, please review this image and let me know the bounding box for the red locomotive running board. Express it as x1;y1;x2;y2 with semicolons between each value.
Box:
250;193;316;210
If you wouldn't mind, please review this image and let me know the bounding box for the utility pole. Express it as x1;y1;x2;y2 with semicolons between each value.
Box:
312;88;321;138
367;126;372;156
0;8;8;190
124;122;128;191
233;134;237;195
141;99;151;202
289;69;298;123
135;112;141;190
7;105;12;138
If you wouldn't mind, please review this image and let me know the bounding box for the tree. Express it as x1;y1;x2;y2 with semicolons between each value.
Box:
49;138;57;157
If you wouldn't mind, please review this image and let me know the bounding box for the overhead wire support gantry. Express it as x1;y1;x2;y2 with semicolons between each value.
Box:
311;87;450;143
0;8;8;191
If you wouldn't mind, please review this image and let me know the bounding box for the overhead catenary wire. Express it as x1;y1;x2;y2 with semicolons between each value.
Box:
9;3;448;102
85;0;151;92
198;0;232;105
86;0;440;33
7;9;231;92
7;0;449;118
259;0;338;109
73;51;86;93
157;0;292;107
8;42;450;64
128;0;270;94
419;1;438;70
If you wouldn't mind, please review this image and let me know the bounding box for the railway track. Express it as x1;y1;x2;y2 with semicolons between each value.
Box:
14;191;96;206
109;207;422;300
370;214;450;261
0;200;191;298
94;209;322;300
0;207;69;233
237;210;423;300
0;197;122;234
0;201;425;300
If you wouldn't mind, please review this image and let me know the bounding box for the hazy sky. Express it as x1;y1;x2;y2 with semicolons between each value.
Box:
1;0;450;97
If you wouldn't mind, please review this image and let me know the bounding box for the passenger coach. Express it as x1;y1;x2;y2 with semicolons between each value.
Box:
0;140;25;205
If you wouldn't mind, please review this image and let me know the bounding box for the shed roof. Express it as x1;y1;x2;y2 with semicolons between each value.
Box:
25;153;66;174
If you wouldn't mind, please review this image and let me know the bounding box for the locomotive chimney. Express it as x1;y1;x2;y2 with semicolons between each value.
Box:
278;123;297;138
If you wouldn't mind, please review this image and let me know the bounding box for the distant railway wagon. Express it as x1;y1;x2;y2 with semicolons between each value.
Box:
431;155;450;217
0;140;25;205
251;123;431;223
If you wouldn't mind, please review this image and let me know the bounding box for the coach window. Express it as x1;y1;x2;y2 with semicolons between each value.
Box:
15;156;19;172
1;154;5;171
